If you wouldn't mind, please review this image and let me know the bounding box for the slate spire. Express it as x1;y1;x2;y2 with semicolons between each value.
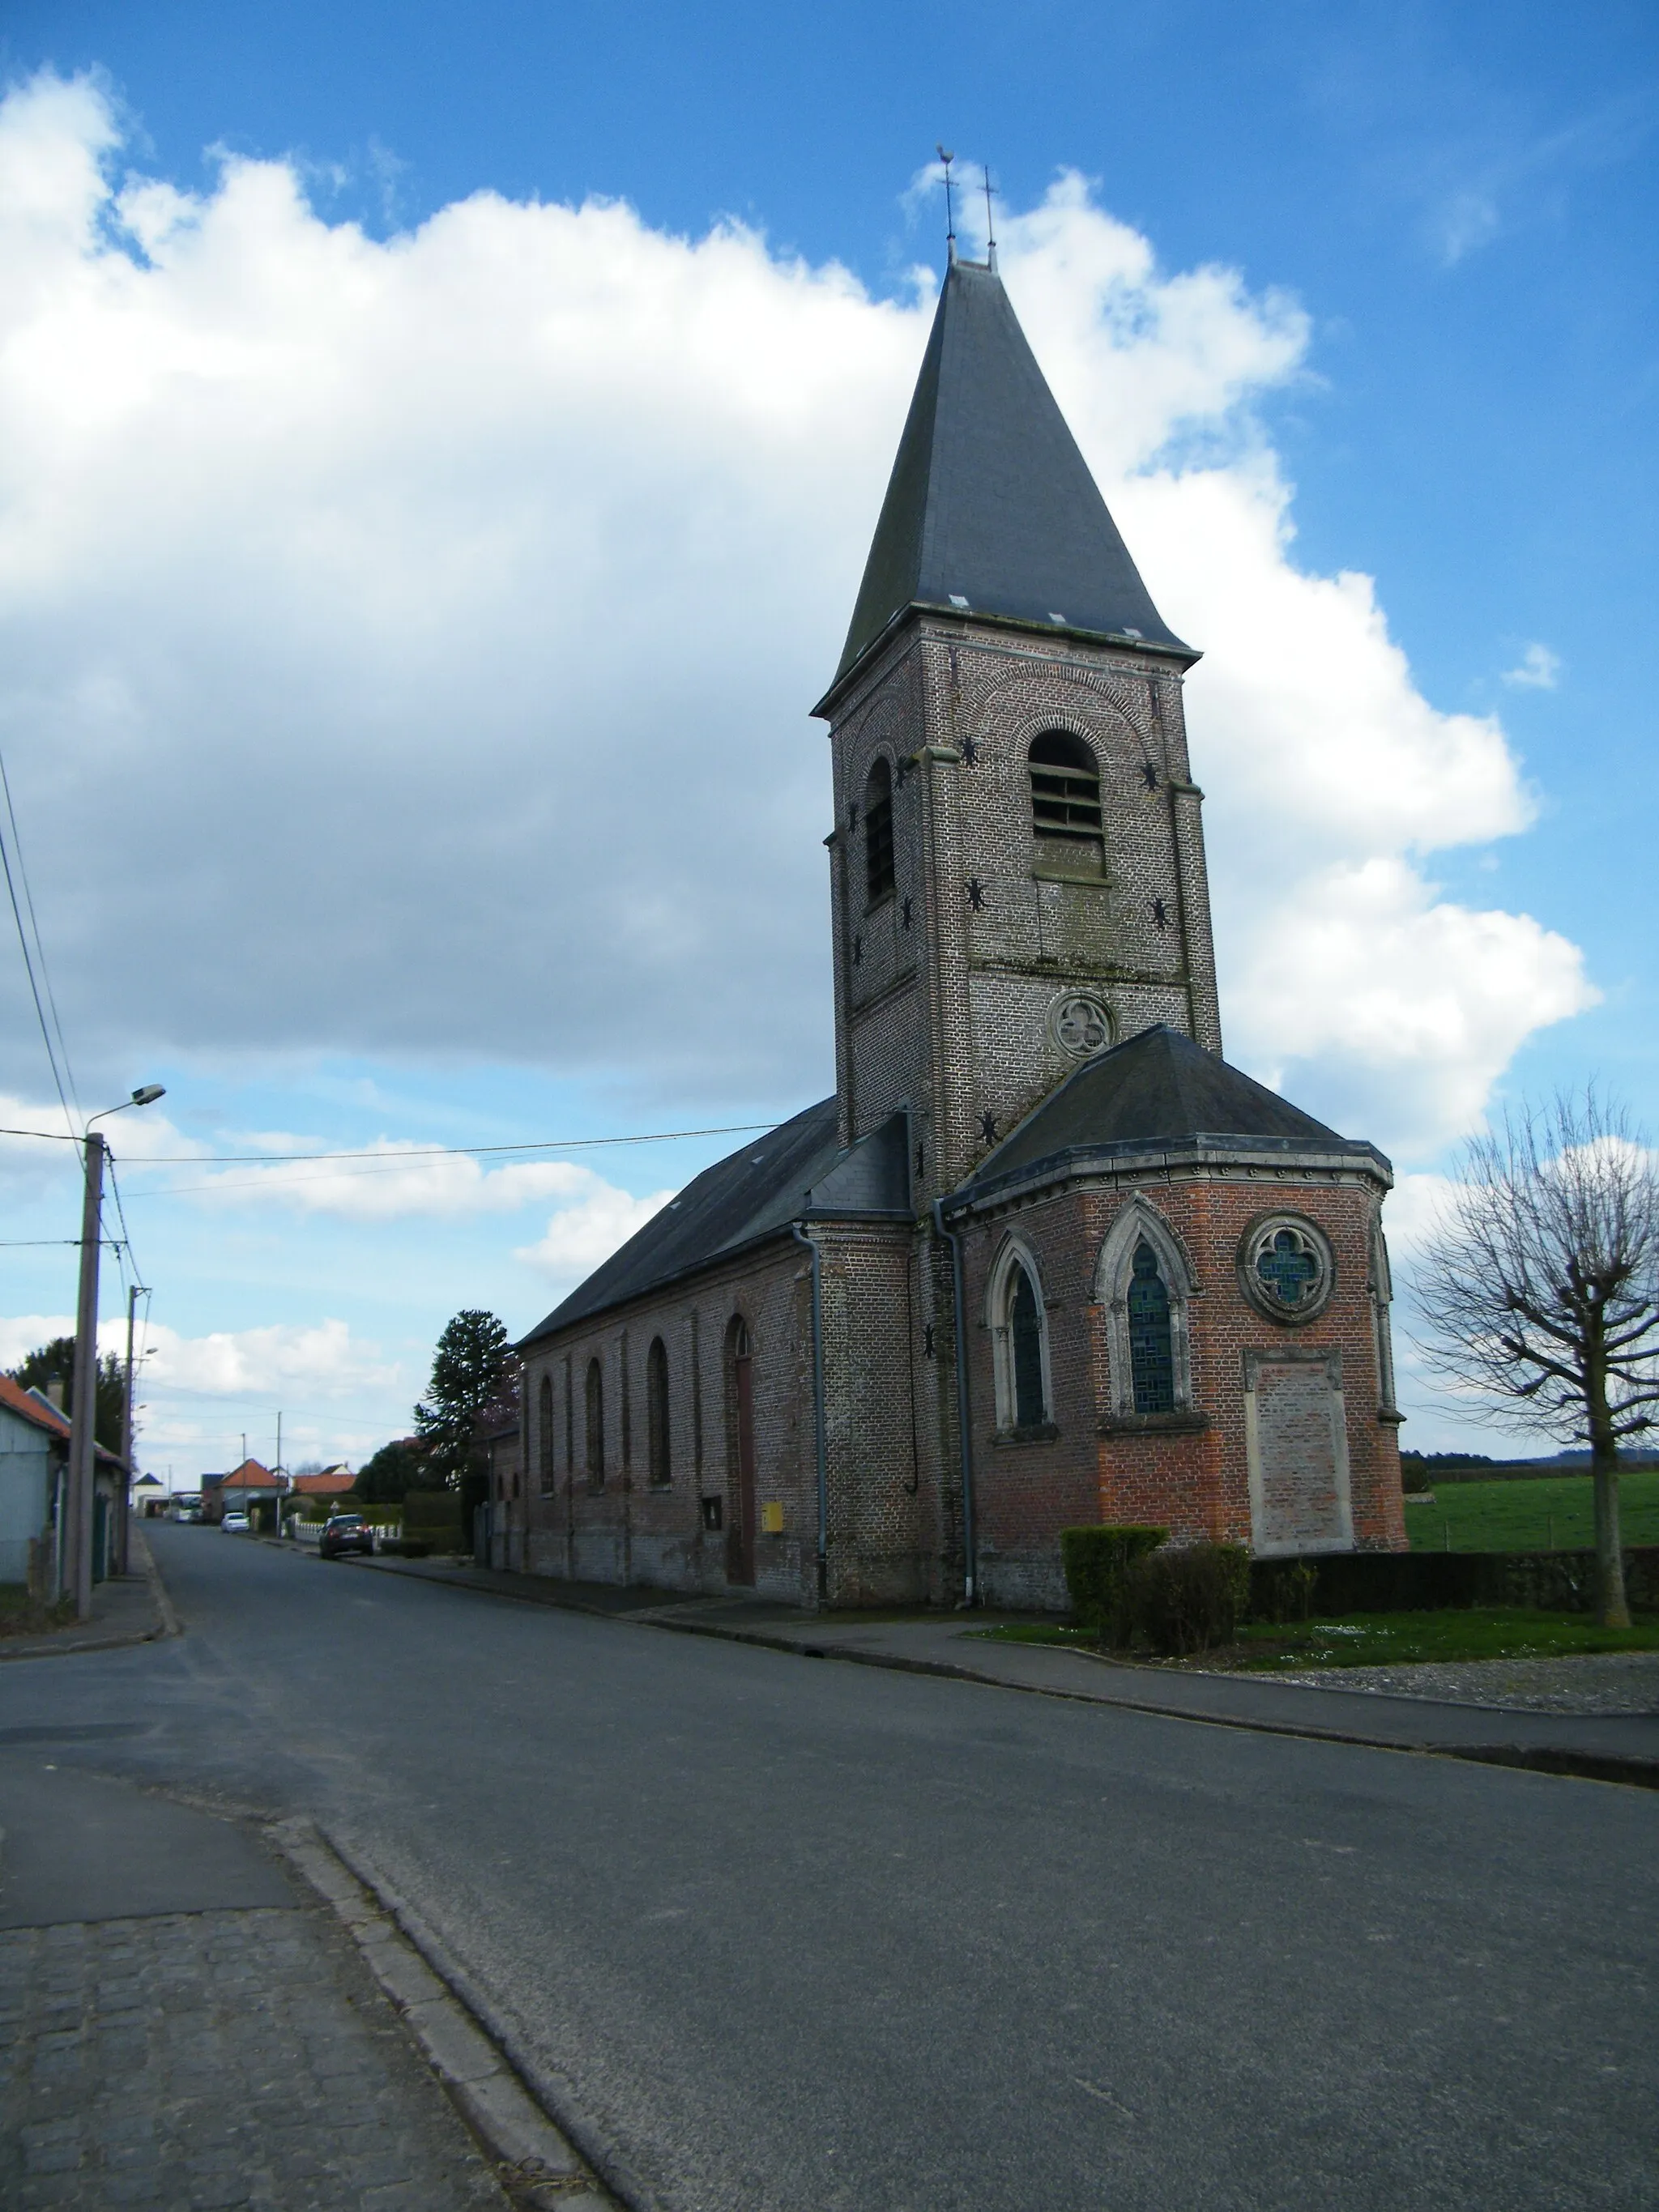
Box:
833;258;1190;688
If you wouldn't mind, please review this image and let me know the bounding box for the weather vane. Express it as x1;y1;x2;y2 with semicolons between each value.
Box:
983;164;997;271
936;144;956;262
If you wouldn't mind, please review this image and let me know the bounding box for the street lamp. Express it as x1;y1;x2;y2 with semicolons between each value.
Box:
66;1086;166;1620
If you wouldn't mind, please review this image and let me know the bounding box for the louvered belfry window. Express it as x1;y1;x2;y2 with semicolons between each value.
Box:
1127;1242;1175;1414
1029;731;1102;842
864;757;895;906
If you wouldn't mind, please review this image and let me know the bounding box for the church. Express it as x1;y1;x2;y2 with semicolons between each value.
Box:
509;240;1406;1610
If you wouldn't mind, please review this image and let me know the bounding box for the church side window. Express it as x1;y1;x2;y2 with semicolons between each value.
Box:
1009;1265;1047;1428
585;1357;605;1490
1028;731;1102;845
1126;1242;1175;1414
864;757;895;907
538;1374;555;1495
646;1336;672;1487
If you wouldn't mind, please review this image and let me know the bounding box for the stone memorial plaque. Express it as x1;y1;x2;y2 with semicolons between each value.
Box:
1245;1351;1354;1556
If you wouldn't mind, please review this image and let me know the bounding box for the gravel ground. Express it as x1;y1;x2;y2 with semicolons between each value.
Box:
1249;1649;1659;1714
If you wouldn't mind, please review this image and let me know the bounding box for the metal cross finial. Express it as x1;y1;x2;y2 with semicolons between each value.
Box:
937;145;957;263
983;165;997;271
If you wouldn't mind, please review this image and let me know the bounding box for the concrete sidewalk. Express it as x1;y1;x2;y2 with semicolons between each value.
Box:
0;1760;604;2211
0;1532;176;1665
340;1548;1659;1786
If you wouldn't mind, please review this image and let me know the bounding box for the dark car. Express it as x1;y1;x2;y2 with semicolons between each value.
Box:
318;1513;374;1559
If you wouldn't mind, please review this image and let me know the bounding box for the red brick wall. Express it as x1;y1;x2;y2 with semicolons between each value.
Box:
955;1170;1405;1609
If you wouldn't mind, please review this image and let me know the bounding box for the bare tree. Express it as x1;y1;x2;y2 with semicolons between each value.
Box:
1413;1090;1659;1627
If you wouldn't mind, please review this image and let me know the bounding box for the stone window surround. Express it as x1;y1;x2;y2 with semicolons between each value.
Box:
985;1233;1056;1439
1093;1196;1197;1420
1237;1209;1336;1326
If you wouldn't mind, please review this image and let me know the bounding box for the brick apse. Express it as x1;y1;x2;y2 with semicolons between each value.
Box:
506;246;1405;1610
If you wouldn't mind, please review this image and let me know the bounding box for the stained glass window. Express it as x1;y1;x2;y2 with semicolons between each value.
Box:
1256;1227;1320;1309
1127;1241;1175;1413
1009;1265;1046;1428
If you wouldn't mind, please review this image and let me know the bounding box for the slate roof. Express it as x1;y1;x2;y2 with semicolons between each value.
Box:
826;257;1192;698
955;1025;1390;1202
521;1105;912;1344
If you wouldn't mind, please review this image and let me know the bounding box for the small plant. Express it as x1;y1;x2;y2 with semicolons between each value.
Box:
1125;1542;1250;1656
1060;1525;1167;1644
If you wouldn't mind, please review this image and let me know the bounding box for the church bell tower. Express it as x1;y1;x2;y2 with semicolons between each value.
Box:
813;254;1223;1204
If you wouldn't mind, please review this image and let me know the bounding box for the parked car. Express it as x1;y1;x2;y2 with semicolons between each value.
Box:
319;1512;374;1559
221;1511;250;1533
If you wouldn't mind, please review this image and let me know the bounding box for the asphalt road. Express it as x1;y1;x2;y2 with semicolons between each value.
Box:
3;1525;1655;2212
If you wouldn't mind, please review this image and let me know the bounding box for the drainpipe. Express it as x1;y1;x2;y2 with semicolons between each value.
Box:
790;1221;830;1604
932;1197;977;1607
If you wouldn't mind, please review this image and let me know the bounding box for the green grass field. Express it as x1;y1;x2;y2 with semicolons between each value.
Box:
1403;1469;1659;1553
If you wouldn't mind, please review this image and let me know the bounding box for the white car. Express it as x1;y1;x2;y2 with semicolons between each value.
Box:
221;1510;251;1533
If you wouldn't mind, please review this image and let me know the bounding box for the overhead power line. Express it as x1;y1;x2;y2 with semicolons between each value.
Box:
0;745;79;1137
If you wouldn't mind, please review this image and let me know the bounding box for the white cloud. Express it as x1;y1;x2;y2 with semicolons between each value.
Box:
1503;641;1562;690
515;1182;676;1282
0;76;1592;1161
153;1144;672;1224
0;1306;397;1398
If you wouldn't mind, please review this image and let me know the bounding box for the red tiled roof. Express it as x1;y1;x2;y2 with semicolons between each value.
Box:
0;1375;70;1440
219;1459;286;1490
292;1471;355;1494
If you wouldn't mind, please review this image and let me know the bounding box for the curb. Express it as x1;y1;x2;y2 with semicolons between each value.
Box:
0;1532;176;1664
351;1554;1659;1790
268;1817;621;2210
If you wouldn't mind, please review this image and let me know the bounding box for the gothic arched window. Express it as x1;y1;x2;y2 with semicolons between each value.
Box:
1028;731;1102;846
864;757;895;907
538;1373;555;1495
584;1357;605;1490
1009;1265;1047;1427
1094;1203;1196;1420
646;1336;672;1488
1126;1242;1175;1414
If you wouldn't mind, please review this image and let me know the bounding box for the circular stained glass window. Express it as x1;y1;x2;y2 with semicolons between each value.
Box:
1239;1215;1333;1323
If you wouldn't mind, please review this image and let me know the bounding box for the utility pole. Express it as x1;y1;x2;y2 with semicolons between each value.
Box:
118;1281;148;1577
275;1409;283;1538
65;1085;165;1620
66;1132;105;1620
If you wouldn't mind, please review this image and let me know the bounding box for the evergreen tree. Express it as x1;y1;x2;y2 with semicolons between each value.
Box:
415;1311;511;1490
356;1437;428;1504
6;1336;126;1453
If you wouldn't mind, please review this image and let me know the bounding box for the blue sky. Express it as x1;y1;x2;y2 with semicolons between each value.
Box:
0;1;1654;1472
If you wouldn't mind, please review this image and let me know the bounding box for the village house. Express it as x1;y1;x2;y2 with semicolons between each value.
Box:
0;1375;126;1592
509;244;1405;1611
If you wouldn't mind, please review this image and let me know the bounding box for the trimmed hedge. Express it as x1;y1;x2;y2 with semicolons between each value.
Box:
1060;1526;1166;1643
1246;1545;1659;1619
1127;1544;1250;1655
401;1489;463;1540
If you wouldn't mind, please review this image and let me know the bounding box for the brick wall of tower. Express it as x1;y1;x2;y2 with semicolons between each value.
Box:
824;614;1223;1214
952;1170;1406;1612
